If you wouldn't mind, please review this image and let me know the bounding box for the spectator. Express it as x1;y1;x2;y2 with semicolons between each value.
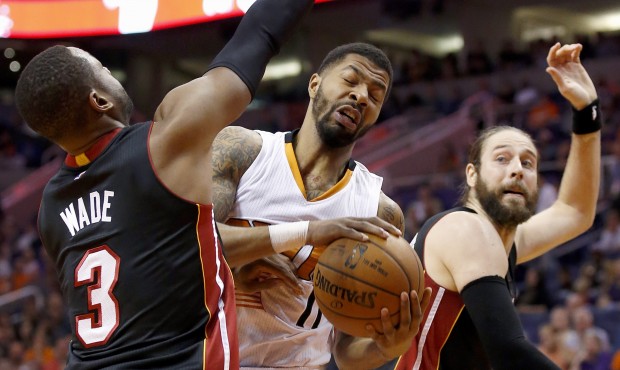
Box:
592;208;620;258
407;182;444;226
569;330;613;370
538;323;570;370
595;31;620;58
537;174;559;213
465;39;493;75
526;94;561;133
516;266;555;312
571;306;611;352
40;334;70;370
597;258;620;307
498;39;530;71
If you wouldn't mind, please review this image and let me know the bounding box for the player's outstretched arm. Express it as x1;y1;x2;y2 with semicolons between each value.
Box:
516;42;601;263
149;0;314;202
155;0;314;132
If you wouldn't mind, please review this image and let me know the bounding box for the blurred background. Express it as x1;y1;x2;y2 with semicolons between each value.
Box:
2;0;620;368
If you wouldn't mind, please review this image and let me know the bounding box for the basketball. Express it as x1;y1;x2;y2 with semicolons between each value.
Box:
313;233;424;337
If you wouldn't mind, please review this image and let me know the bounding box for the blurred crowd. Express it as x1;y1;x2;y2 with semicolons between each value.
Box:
2;30;620;369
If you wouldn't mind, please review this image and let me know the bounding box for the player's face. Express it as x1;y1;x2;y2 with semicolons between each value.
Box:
69;47;133;125
474;130;539;227
311;54;389;148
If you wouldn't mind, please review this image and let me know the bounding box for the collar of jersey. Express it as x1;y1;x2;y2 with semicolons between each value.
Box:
65;128;122;168
284;130;356;202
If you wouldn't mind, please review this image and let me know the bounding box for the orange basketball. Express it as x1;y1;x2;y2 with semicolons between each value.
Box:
313;233;424;337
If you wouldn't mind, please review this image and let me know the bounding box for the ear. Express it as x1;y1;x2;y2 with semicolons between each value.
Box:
88;90;113;113
465;163;477;188
308;73;321;99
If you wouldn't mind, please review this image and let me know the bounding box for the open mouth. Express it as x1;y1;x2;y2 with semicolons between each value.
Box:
335;105;361;129
503;188;525;199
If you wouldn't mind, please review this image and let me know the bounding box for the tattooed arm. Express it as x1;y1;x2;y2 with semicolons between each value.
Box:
212;126;261;223
378;191;405;234
212;126;277;267
213;128;404;269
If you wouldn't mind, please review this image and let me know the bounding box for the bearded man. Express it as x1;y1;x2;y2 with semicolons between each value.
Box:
211;42;432;369
392;42;601;370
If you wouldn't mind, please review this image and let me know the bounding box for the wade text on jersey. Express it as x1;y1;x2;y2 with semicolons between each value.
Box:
59;190;114;236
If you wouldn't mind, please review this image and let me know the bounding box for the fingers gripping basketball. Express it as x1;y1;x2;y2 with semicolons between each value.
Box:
313;234;424;337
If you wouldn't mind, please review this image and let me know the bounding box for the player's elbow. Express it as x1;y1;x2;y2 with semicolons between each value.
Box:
573;207;597;235
556;201;597;236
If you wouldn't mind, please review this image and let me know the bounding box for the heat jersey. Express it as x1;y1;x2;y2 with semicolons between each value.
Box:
38;122;238;369
228;130;383;368
389;207;517;370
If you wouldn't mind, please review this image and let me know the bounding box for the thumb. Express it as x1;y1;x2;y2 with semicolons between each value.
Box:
545;67;563;88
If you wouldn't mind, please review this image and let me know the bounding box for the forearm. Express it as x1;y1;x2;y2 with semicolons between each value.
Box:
461;276;560;370
556;128;600;225
517;111;601;263
207;0;314;98
333;333;392;369
218;223;274;267
219;221;309;267
545;43;601;229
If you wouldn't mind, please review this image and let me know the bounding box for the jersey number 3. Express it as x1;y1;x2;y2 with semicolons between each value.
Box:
74;245;121;348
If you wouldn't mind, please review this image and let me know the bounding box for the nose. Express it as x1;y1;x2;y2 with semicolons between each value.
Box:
509;158;524;179
349;87;368;107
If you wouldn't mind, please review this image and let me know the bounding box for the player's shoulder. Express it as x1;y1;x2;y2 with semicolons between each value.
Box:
379;191;400;210
217;125;262;147
214;126;263;157
430;208;494;243
212;126;264;177
378;191;405;232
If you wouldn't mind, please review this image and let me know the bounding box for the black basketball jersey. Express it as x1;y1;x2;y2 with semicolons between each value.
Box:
38;122;238;369
391;206;517;370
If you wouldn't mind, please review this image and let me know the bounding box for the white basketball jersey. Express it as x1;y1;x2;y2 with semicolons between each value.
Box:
230;130;383;369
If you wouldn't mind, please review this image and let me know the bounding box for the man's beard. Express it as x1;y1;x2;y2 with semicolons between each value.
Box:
312;87;370;148
475;177;538;228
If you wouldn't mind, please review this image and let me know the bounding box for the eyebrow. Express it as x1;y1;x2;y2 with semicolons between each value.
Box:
345;65;388;92
492;144;538;159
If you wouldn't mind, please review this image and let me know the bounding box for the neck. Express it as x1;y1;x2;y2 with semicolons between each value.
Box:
295;118;355;182
63;119;126;155
465;200;517;252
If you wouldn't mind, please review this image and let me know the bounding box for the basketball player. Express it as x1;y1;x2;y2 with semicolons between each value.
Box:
212;42;433;369
390;43;601;369
13;0;313;368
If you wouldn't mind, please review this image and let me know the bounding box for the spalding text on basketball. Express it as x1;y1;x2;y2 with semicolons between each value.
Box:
314;269;376;308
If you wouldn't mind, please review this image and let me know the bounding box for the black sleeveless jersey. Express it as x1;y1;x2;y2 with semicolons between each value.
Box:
391;207;517;370
38;122;238;369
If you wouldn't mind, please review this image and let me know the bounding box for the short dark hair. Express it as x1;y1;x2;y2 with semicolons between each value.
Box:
317;42;393;99
459;125;537;204
15;45;94;142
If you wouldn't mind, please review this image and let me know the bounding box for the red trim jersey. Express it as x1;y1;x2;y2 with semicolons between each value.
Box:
390;207;517;370
38;122;238;369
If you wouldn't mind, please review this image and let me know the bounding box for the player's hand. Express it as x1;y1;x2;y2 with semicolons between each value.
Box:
546;42;597;110
233;254;302;294
306;217;401;247
366;287;432;360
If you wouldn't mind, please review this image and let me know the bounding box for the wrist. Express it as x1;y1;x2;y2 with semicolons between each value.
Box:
268;221;309;253
572;98;602;135
372;338;400;362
